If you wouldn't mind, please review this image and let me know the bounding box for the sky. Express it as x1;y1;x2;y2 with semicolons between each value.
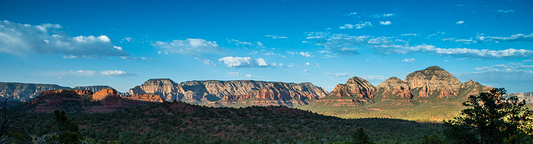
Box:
0;0;532;93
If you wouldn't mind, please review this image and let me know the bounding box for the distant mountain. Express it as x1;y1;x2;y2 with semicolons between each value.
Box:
0;82;114;103
16;88;161;114
300;66;493;121
504;92;533;104
128;79;329;106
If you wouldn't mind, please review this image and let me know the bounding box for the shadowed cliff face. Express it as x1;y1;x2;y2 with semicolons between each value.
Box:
128;79;329;106
0;82;114;103
18;88;162;114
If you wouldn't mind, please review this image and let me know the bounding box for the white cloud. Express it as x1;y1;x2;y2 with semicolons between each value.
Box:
455;21;465;25
344;12;395;18
402;58;415;62
374;44;533;59
305;62;310;66
401;33;420;36
122;37;132;42
100;70;137;77
303;69;309;72
228;72;241;76
218;56;273;68
265;35;289;39
361;75;387;80
457;63;533;92
299;52;314;58
152;38;222;55
476;33;533;43
244;74;259;78
0;20;129;58
306;32;393;56
194;58;217;66
339;22;372;29
370;13;395;18
379;21;392;25
47;70;136;77
497;9;515;13
120;56;154;61
325;73;351;78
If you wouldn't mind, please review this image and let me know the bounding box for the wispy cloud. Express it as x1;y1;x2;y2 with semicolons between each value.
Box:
195;58;217;66
308;32;533;59
497;9;515;13
401;33;420;36
325;73;351;78
0;20;129;58
152;38;223;56
339;22;372;29
379;21;392;25
345;12;395;18
402;58;415;62
265;35;289;39
360;75;387;80
455;21;465;25
374;44;533;59
228;72;241;76
476;33;533;43
47;70;136;77
299;52;314;58
218;56;274;68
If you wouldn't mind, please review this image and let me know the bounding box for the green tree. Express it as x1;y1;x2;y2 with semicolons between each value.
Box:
52;110;83;144
350;127;373;144
444;88;533;144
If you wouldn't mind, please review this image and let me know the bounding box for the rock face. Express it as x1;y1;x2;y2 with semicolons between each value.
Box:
0;82;70;102
128;79;329;106
405;66;462;98
19;89;162;114
504;92;533;104
330;76;375;99
124;94;163;103
73;86;113;93
376;77;412;99
0;82;116;103
320;66;492;105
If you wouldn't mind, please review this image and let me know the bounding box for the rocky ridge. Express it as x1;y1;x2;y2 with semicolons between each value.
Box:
504;92;533;104
18;88;162;114
0;82;114;102
128;79;329;106
322;66;492;104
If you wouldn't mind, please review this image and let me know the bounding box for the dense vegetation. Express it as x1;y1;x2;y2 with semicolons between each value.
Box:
2;101;443;143
1;88;531;143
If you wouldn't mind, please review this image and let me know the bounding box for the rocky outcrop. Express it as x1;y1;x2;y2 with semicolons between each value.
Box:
19;89;163;114
128;79;328;106
0;82;116;103
124;94;163;103
93;88;119;101
376;77;412;99
405;66;462;98
129;79;181;101
504;92;533;104
0;82;69;102
73;86;113;93
330;76;375;99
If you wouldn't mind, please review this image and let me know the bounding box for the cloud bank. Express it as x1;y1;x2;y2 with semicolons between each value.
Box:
0;20;129;58
152;38;223;55
218;56;273;68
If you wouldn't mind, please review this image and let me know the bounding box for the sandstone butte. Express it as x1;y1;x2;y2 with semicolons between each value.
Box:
127;79;329;106
24;88;162;113
322;66;492;104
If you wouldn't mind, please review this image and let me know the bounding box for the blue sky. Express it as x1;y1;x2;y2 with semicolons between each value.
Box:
1;0;532;93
